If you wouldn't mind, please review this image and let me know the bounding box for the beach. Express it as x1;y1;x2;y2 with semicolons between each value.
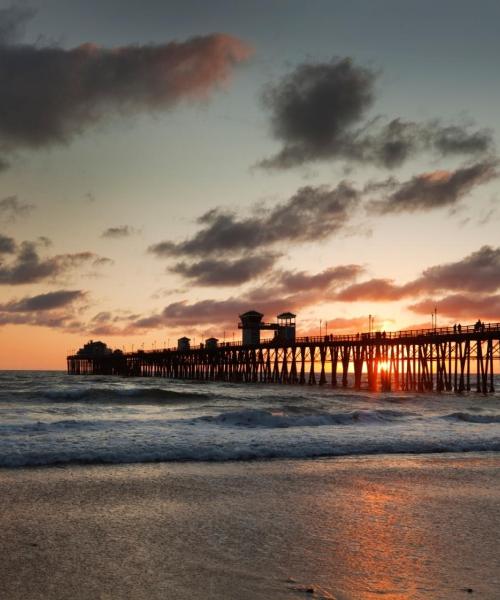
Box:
1;454;500;600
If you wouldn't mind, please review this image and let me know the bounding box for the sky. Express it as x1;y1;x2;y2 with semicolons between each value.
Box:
1;0;500;369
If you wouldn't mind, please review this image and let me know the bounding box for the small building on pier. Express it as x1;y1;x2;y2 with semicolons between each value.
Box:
77;340;112;356
239;310;264;345
275;312;296;343
177;337;191;351
205;337;219;350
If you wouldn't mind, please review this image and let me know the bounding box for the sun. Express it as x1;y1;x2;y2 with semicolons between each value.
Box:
378;360;390;371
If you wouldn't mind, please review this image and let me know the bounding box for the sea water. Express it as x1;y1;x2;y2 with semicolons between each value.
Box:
1;370;500;468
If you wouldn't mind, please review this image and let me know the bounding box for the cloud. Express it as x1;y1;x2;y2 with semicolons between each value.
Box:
336;245;500;302
268;264;364;294
101;225;138;239
336;278;409;302
0;309;84;329
0;289;86;312
0;8;252;163
0;233;16;254
409;293;500;320
115;263;363;333
0;288;87;330
0;6;35;45
171;253;279;286
150;183;360;258
416;245;500;293
0;195;35;222
259;58;375;168
0;238;111;284
366;161;497;214
91;256;114;267
259;58;493;169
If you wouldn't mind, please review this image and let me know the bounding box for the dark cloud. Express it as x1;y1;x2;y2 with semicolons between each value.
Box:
433;124;494;156
101;225;137;239
417;245;500;293
0;6;35;45
171;253;278;286
409;293;500;321
0;8;251;163
0;238;111;284
0;286;87;331
357;119;494;170
0;290;85;312
366;161;497;214
90;311;113;325
150;183;360;258
337;246;500;302
259;58;494;169
0;309;84;329
160;297;279;329
336;278;409;302
91;256;114;267
117;263;363;333
259;58;375;169
0;195;35;222
269;264;364;294
0;233;16;254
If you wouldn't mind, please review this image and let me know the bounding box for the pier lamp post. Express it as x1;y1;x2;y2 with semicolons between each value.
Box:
431;307;437;330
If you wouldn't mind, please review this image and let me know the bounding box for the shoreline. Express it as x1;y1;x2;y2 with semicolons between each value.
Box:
2;453;500;599
2;448;500;471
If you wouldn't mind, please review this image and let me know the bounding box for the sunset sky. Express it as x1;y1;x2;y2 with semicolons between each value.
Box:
1;0;500;369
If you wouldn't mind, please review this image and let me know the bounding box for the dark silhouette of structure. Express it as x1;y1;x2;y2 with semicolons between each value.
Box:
68;316;500;394
76;340;112;357
238;310;296;345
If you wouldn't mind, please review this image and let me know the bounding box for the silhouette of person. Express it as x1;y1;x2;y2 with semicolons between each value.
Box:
453;324;457;333
458;324;462;334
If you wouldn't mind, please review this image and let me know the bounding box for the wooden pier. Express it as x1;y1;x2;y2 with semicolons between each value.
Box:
67;322;500;393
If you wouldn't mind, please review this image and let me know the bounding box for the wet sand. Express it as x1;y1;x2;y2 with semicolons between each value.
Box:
1;454;499;600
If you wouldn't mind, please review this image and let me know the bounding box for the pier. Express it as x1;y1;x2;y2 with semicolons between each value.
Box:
67;318;500;394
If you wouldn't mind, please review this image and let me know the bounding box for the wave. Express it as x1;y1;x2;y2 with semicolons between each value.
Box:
197;408;415;428
2;438;500;468
443;412;500;424
29;387;214;404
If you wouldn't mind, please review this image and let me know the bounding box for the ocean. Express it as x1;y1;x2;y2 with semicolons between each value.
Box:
2;370;500;468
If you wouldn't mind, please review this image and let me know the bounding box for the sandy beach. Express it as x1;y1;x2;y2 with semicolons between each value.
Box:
1;453;499;600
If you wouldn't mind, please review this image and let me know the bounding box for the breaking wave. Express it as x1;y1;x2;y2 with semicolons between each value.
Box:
5;387;215;404
443;412;500;424
197;408;415;428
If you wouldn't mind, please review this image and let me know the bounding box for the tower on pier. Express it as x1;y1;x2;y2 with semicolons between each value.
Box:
239;310;264;345
276;312;296;343
177;337;191;351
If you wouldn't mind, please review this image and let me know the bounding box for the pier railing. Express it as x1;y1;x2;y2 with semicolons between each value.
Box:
130;321;500;354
